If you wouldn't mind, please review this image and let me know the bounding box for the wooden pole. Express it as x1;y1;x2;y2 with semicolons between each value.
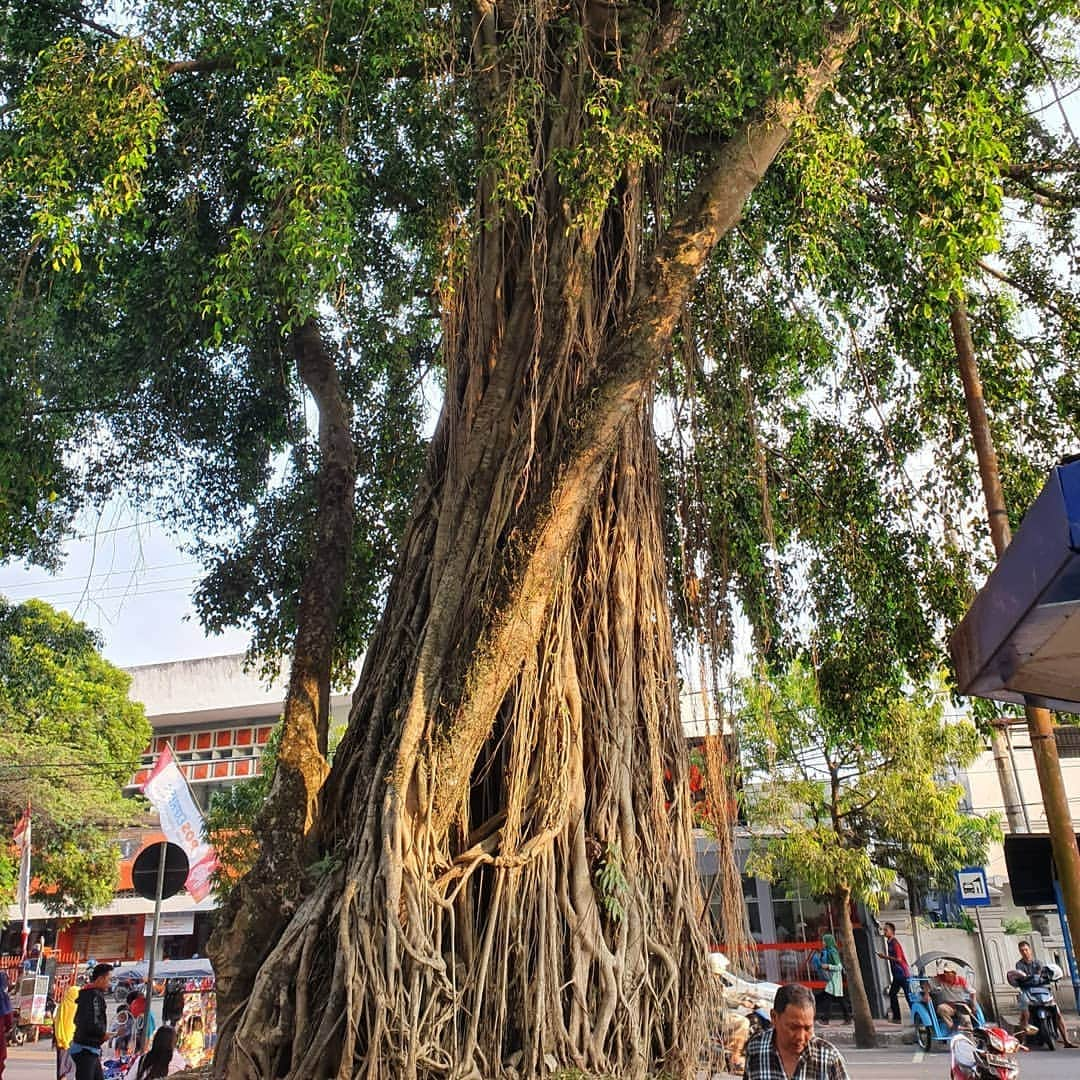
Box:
950;299;1080;976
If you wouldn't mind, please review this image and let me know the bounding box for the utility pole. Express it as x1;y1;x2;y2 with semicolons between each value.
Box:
1001;721;1033;832
987;717;1027;833
950;299;1080;960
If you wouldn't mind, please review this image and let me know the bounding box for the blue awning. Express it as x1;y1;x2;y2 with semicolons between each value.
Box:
950;457;1080;714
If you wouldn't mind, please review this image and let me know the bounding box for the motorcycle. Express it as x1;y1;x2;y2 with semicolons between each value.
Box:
1016;963;1064;1050
5;1011;26;1047
949;1011;1022;1080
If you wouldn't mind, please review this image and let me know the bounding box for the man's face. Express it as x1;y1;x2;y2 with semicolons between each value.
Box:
1019;943;1033;963
92;972;111;991
772;1003;815;1058
941;969;957;985
884;925;894;940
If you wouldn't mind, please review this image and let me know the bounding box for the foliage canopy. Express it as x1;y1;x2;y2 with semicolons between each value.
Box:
2;0;1080;1072
2;0;1077;691
0;598;151;915
741;662;1000;905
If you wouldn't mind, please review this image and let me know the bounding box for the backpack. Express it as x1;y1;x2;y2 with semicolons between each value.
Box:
809;949;825;979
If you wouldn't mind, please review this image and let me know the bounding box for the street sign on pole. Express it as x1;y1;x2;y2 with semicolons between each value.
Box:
131;842;189;1051
956;866;992;908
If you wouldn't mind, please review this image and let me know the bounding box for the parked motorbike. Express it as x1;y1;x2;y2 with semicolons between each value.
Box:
5;1011;26;1047
949;1010;1022;1080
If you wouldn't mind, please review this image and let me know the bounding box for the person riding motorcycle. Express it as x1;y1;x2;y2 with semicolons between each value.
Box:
710;952;752;1071
1012;941;1076;1048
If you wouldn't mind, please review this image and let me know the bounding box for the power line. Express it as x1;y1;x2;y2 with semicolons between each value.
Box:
1;560;198;591
0;759;147;772
72;518;164;540
22;576;199;604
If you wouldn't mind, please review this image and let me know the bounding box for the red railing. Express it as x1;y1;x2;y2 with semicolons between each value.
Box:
1;950;83;999
713;941;827;990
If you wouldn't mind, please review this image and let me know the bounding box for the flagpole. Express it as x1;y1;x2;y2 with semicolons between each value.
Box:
17;801;32;960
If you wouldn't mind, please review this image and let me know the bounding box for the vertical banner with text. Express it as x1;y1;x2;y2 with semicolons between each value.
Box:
139;745;219;901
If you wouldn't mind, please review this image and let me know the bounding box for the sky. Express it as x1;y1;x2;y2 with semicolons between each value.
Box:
0;504;250;668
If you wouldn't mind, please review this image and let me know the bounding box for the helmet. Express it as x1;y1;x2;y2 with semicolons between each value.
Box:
1044;962;1063;981
1006;969;1024;987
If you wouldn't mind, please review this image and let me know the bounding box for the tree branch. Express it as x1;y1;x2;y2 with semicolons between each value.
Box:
1004;170;1080;207
163;57;237;76
976;258;1080;326
1006;160;1077;175
36;1;123;40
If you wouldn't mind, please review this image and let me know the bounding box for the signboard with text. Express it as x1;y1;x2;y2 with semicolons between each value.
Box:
143;911;195;938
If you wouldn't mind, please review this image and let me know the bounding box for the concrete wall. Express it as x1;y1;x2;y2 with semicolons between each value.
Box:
880;909;1068;1017
127;652;355;731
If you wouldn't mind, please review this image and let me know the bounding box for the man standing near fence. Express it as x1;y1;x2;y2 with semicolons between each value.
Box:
876;922;911;1024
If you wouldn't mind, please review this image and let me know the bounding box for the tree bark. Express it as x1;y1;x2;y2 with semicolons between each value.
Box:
949;300;1080;954
836;887;877;1049
209;317;357;1061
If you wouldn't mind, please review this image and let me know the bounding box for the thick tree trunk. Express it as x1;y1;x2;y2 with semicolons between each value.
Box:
217;13;856;1078
209;318;356;1058
226;410;714;1079
836;888;877;1049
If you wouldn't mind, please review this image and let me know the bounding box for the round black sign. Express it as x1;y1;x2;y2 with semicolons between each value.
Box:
131;841;190;901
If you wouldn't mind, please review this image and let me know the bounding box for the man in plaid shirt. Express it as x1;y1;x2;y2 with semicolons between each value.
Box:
743;983;850;1080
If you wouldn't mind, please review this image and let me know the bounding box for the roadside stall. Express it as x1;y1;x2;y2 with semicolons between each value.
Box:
11;971;51;1044
108;957;216;1065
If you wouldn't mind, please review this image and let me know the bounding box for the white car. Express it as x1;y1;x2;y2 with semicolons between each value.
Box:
709;952;782;1010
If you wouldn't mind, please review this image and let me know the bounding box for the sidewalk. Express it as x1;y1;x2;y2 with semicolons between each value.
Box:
817;1013;1080;1047
815;1019;909;1046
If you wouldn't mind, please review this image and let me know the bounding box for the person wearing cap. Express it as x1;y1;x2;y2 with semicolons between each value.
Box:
710;952;752;1071
928;965;972;1029
70;963;114;1080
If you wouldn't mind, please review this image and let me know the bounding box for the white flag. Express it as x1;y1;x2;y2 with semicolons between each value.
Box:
139;744;219;901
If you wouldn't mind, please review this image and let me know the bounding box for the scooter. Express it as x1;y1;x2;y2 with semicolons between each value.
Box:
949;1008;1022;1080
5;1012;26;1046
1021;963;1064;1050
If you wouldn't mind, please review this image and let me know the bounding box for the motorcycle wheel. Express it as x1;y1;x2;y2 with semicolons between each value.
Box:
915;1021;933;1052
1038;1015;1056;1051
10;1026;27;1046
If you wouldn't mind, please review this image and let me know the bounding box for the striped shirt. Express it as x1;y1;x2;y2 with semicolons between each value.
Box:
743;1028;850;1080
